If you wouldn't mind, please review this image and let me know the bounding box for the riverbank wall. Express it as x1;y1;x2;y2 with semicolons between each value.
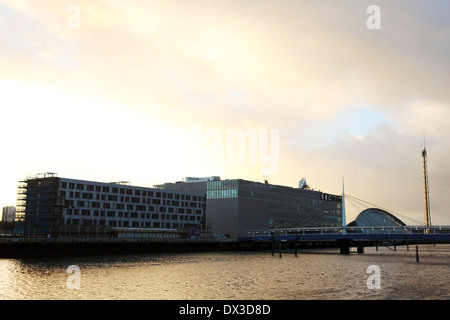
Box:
0;239;250;258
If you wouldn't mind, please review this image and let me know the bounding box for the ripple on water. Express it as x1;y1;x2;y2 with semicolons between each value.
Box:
0;245;449;300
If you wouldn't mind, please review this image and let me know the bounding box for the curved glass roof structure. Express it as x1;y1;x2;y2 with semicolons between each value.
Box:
348;208;406;227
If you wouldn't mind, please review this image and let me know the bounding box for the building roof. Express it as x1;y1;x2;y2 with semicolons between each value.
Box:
348;208;406;227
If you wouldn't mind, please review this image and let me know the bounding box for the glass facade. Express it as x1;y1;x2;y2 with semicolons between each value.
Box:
207;179;238;199
157;178;343;239
348;208;406;228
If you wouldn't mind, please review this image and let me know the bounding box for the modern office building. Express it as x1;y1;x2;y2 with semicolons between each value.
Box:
15;173;206;238
155;176;343;239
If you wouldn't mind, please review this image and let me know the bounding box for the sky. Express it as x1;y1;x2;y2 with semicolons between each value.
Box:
1;0;449;225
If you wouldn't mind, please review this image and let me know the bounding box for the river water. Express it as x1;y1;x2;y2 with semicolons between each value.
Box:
0;244;448;300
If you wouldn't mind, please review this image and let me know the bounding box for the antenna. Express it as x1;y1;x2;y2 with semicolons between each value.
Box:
298;178;309;189
423;129;426;149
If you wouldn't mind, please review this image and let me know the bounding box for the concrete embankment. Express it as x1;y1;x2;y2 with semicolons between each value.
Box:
0;239;249;258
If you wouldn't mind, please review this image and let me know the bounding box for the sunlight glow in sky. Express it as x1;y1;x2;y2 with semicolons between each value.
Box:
1;0;450;224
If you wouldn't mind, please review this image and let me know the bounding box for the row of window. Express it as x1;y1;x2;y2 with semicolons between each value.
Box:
65;218;200;228
63;198;203;210
65;209;203;218
60;181;203;201
62;190;204;202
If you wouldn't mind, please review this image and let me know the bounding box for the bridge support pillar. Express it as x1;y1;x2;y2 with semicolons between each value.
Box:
357;246;364;254
339;240;350;254
294;240;298;257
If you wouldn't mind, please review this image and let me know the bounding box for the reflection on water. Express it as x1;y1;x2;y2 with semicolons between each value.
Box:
0;244;449;300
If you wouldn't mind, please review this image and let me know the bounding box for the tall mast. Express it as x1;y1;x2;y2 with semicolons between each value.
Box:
342;177;346;234
422;134;431;227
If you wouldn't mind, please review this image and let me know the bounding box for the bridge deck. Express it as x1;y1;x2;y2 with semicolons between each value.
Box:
238;226;450;242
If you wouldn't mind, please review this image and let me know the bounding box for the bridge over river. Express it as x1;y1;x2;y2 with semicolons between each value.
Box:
238;225;450;254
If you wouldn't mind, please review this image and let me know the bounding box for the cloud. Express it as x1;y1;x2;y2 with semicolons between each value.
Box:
0;0;449;224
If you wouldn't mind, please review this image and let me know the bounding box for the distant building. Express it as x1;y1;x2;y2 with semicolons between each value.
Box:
155;177;343;239
347;208;406;233
2;206;16;223
15;173;205;238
